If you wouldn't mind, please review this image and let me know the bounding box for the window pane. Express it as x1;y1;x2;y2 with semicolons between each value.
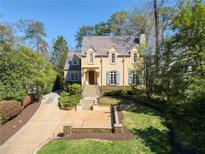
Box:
112;53;115;63
134;53;137;62
110;71;117;84
90;53;93;63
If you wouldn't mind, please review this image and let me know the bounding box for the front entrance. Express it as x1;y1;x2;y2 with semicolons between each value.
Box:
89;71;95;84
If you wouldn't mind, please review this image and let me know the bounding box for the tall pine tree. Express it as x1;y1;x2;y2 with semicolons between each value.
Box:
51;36;68;75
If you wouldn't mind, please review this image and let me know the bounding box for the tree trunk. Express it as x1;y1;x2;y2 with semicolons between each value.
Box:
154;0;160;77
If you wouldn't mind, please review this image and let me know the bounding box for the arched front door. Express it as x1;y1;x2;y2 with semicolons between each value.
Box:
89;71;95;84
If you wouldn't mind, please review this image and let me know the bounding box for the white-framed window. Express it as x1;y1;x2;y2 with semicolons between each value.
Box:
89;53;93;64
111;53;116;63
110;71;117;85
133;53;138;63
71;72;78;81
132;72;139;84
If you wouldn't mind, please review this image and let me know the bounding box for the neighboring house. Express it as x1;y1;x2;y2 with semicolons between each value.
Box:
64;51;81;82
64;34;145;91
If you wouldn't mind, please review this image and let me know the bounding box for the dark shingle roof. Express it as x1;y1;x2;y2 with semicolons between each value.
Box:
81;36;140;56
64;51;81;70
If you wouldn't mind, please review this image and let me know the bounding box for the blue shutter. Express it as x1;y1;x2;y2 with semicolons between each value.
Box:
77;72;81;81
68;72;71;81
116;71;120;85
106;71;110;85
128;71;132;85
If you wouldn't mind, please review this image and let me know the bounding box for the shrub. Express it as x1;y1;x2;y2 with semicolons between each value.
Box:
22;95;32;108
68;84;81;95
104;88;127;96
0;100;22;126
60;92;80;109
0;46;57;101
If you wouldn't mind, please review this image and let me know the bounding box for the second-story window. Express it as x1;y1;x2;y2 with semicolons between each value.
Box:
134;53;138;63
73;60;77;65
111;53;116;63
89;53;93;64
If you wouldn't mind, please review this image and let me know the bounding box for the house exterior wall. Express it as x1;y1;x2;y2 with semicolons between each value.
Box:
65;54;81;82
81;47;144;87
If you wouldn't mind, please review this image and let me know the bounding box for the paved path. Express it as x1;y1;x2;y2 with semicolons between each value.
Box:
0;92;111;154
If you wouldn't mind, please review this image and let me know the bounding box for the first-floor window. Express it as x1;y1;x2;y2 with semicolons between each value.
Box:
129;71;143;85
110;71;117;85
71;72;78;81
132;72;139;84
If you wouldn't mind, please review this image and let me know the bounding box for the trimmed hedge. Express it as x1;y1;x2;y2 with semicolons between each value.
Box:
0;100;22;126
68;84;81;95
60;92;80;109
103;86;133;96
22;95;32;108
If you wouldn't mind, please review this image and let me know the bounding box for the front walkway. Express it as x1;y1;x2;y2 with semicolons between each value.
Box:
0;92;111;154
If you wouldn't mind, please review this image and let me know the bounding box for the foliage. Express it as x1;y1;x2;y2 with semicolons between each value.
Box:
104;88;127;96
38;97;170;154
16;19;48;57
75;26;95;47
0;24;14;44
67;84;81;95
51;36;68;74
0;100;21;126
0;45;57;101
22;95;32;108
108;11;130;35
60;91;80;109
161;0;205;125
94;22;111;35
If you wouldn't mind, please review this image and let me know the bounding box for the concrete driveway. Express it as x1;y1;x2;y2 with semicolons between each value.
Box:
0;92;112;154
0;92;67;154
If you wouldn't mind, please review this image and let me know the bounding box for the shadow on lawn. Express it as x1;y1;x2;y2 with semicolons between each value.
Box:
114;96;171;153
116;96;163;117
133;127;170;154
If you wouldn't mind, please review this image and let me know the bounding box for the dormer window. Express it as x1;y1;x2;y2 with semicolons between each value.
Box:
111;53;116;64
133;53;139;63
73;60;77;65
89;53;93;64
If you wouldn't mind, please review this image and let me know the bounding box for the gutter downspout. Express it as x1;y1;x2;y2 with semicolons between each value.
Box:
101;56;103;93
123;56;125;89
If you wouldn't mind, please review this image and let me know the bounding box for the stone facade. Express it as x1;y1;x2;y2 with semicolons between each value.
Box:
64;34;145;90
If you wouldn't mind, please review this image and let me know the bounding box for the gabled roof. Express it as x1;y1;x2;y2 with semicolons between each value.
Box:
64;51;81;70
81;36;140;56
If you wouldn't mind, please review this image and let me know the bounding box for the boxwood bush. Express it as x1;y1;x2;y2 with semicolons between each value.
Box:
104;88;127;96
0;100;22;126
68;84;81;95
60;91;80;109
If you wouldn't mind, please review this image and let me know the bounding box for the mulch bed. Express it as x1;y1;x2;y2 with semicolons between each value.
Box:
0;101;41;145
63;111;134;141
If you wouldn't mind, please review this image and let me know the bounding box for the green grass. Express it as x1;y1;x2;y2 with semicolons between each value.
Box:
38;97;171;154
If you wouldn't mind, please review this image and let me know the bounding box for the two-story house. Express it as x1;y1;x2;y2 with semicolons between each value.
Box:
64;34;145;93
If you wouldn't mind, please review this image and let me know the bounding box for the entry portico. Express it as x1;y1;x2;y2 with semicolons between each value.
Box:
81;66;100;85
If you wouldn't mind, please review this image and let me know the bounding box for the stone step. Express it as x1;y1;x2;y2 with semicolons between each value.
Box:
82;105;92;110
82;85;101;98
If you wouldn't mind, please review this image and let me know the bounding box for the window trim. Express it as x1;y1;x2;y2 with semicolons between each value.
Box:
72;59;78;65
133;52;140;63
110;71;117;85
111;53;116;64
71;72;78;81
88;53;94;64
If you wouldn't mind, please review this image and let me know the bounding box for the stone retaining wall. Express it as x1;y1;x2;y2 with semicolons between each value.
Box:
63;105;124;136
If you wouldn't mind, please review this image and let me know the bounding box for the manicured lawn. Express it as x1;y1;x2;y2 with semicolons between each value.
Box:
38;97;171;154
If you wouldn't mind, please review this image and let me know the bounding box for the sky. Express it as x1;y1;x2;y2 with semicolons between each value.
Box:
0;0;141;49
